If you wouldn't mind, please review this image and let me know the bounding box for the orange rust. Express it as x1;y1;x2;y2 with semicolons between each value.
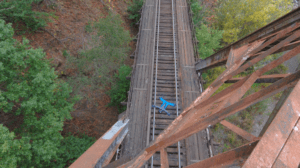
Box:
160;148;169;168
185;140;259;168
272;120;300;167
243;80;300;167
108;6;300;168
226;74;290;83
70;120;127;168
220;120;258;142
119;70;300;167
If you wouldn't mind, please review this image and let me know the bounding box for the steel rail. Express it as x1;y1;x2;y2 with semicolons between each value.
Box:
151;0;161;167
146;0;159;149
198;72;213;158
171;0;181;167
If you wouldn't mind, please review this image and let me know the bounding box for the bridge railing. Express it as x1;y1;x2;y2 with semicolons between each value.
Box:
69;117;129;168
186;0;200;62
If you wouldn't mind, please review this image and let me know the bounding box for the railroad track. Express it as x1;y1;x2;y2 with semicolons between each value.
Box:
146;0;187;167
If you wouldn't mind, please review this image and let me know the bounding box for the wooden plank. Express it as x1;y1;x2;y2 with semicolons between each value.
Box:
176;0;209;164
243;80;300;167
121;0;156;159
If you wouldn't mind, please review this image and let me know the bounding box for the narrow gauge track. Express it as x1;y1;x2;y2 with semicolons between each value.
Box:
146;0;187;167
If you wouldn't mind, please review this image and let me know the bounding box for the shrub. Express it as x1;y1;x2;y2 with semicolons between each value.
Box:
0;0;51;32
65;13;131;100
108;65;132;113
127;0;144;26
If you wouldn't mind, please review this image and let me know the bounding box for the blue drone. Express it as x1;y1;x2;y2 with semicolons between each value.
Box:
152;97;176;116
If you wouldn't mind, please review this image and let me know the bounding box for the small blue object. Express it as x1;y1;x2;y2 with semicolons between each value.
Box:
152;97;176;116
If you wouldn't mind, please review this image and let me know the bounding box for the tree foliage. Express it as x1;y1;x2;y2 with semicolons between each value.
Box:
190;0;207;27
0;19;94;168
190;0;223;59
196;24;223;59
65;13;131;99
0;0;51;32
0;124;31;168
127;0;144;26
108;65;132;113
47;133;96;167
215;0;292;44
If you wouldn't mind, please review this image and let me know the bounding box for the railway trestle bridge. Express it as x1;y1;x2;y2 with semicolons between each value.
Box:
70;1;300;168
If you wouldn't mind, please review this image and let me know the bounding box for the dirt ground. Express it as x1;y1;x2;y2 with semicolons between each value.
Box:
6;0;138;139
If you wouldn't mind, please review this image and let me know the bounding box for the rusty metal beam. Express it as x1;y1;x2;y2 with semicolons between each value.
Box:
243;80;300;167
272;120;300;167
160;148;169;168
259;63;300;137
211;29;300;89
252;40;300;58
118;41;300;167
195;7;300;71
259;88;293;137
184;140;259;168
220;120;258;141
148;71;299;153
145;41;300;167
118;69;300;168
70;119;129;168
225;74;289;83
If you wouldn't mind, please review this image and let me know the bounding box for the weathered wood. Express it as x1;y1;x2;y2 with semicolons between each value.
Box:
121;0;157;160
176;0;209;165
120;102;127;106
70;119;129;168
103;156;132;168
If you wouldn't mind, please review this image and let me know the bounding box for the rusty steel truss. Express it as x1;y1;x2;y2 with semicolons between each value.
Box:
70;6;300;168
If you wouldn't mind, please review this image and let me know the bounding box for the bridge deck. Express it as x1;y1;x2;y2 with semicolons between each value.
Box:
176;0;209;164
121;0;209;166
121;0;156;158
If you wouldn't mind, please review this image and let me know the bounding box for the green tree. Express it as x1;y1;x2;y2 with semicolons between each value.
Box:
108;65;132;113
196;24;223;59
190;0;207;27
127;0;144;26
0;19;81;167
0;124;31;168
189;0;223;59
215;0;292;44
0;0;50;32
